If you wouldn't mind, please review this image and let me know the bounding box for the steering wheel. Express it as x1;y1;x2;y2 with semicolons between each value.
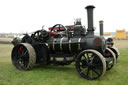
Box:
51;24;67;32
50;24;67;37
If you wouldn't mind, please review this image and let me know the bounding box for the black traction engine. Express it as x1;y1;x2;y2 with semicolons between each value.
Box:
11;5;120;80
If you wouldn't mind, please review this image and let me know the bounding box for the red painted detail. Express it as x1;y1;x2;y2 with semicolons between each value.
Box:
54;32;58;37
50;31;58;37
49;27;65;31
50;31;54;35
19;47;22;52
48;25;74;31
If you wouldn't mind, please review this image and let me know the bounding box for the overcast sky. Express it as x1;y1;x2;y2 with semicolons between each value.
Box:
0;0;128;33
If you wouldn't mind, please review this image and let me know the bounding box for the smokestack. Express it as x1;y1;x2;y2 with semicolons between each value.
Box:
99;20;104;36
85;5;95;36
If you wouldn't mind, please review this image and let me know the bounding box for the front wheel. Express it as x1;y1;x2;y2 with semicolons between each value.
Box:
75;49;106;80
103;48;116;70
109;47;120;60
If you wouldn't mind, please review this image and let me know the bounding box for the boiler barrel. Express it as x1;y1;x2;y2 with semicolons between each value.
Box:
48;36;106;54
48;37;86;53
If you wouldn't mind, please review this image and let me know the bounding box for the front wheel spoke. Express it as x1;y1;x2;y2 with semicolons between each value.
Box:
84;54;87;59
80;60;84;62
94;64;103;70
107;62;113;68
86;68;90;77
92;69;100;76
79;64;83;67
95;67;102;72
90;56;94;63
86;53;90;60
90;70;93;78
83;55;88;63
80;67;88;74
108;60;113;65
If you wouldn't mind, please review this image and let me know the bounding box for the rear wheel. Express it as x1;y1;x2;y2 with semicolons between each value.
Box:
11;43;36;70
75;49;106;80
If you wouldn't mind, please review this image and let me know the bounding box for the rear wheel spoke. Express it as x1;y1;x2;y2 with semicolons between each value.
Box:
16;58;22;63
23;51;27;56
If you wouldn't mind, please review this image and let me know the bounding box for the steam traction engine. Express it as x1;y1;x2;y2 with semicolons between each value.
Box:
11;5;120;80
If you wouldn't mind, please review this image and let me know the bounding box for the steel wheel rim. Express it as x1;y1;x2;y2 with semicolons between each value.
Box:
76;50;105;80
12;44;29;70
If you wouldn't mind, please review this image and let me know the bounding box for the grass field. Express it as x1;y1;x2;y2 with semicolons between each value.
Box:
0;40;128;85
0;38;13;42
0;38;13;44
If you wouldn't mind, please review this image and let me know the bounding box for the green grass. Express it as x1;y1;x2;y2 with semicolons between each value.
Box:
0;44;128;85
